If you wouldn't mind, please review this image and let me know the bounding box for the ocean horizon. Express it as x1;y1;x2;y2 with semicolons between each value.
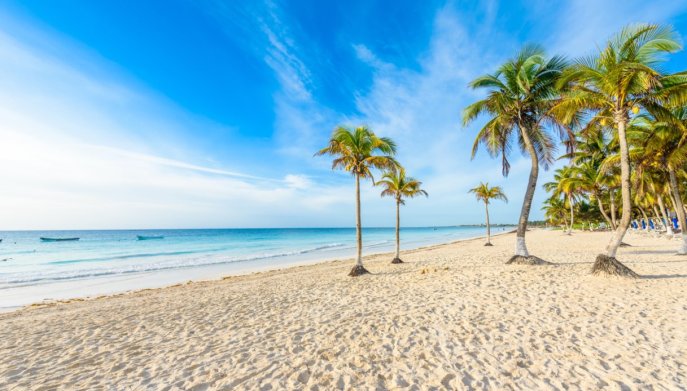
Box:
0;225;514;310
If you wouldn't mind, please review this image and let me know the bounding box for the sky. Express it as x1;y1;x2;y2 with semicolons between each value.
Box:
1;0;687;230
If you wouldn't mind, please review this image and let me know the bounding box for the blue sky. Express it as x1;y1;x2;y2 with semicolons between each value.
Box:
1;0;687;229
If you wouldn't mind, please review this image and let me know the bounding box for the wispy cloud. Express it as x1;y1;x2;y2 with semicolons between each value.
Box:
0;13;349;230
3;1;687;230
548;0;687;56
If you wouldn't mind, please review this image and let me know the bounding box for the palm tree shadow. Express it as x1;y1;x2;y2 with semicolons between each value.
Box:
641;274;687;280
369;268;417;277
632;259;687;264
625;250;681;255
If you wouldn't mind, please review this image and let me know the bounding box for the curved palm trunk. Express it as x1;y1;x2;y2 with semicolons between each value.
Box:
392;198;402;263
568;194;574;235
668;170;687;255
594;117;638;277
484;202;492;246
595;192;613;230
656;194;671;234
609;190;618;230
507;126;548;265
349;174;369;276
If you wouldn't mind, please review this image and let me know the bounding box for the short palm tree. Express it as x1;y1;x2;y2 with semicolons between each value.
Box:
464;45;570;265
565;129;618;229
316;126;397;276
542;196;569;229
543;166;579;235
553;23;687;277
376;167;428;263
468;182;508;246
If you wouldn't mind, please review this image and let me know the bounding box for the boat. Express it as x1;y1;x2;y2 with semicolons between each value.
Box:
40;237;80;242
137;235;164;240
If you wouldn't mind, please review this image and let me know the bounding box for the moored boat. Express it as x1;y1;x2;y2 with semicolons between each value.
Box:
137;235;164;240
40;237;80;242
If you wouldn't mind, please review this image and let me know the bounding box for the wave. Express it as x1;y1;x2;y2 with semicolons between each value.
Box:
49;249;211;265
0;242;351;286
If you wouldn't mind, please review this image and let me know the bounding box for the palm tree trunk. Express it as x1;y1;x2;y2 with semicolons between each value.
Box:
594;116;637;277
510;126;537;261
668;169;687;255
568;194;574;235
609;190;617;230
392;198;402;263
349;174;369;276
595;192;613;229
657;194;673;237
485;202;492;246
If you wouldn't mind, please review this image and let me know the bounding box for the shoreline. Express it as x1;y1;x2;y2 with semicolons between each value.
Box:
2;228;515;313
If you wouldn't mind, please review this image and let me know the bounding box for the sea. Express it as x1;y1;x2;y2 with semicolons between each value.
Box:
0;226;514;310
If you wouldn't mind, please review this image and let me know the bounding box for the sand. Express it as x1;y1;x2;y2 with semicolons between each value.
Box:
1;229;686;390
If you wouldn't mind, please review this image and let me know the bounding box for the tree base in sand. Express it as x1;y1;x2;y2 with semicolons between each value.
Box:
348;264;370;276
484;242;493;247
591;254;639;278
506;255;552;265
619;242;632;247
391;257;403;264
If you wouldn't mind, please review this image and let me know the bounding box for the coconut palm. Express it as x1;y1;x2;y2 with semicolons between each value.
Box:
463;45;571;265
630;111;687;252
376;167;428;263
468;182;508;246
565;129;618;229
542;196;569;229
315;126;398;276
544;166;580;235
552;24;687;277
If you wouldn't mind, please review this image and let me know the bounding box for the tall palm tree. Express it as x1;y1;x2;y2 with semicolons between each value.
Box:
463;45;571;265
376;167;428;263
468;182;508;246
553;24;687;277
315;126;397;276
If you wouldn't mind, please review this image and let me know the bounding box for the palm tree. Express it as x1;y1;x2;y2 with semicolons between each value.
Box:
315;126;398;276
553;24;687;277
544;166;579;235
542;196;569;229
376;167;428;263
565;129;618;229
468;182;508;246
463;45;571;265
631;111;687;252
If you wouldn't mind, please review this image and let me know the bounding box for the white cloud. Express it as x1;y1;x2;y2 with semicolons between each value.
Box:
548;0;687;56
4;1;687;230
0;14;354;230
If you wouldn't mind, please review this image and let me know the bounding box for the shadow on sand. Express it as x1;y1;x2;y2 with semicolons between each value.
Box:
641;274;687;280
625;250;683;255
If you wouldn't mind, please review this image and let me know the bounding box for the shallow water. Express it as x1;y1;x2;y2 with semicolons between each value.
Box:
0;226;513;309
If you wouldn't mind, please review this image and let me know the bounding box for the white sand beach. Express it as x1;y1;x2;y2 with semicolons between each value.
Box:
1;229;686;390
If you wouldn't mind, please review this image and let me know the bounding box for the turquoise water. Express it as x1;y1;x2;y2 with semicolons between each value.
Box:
0;226;513;309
